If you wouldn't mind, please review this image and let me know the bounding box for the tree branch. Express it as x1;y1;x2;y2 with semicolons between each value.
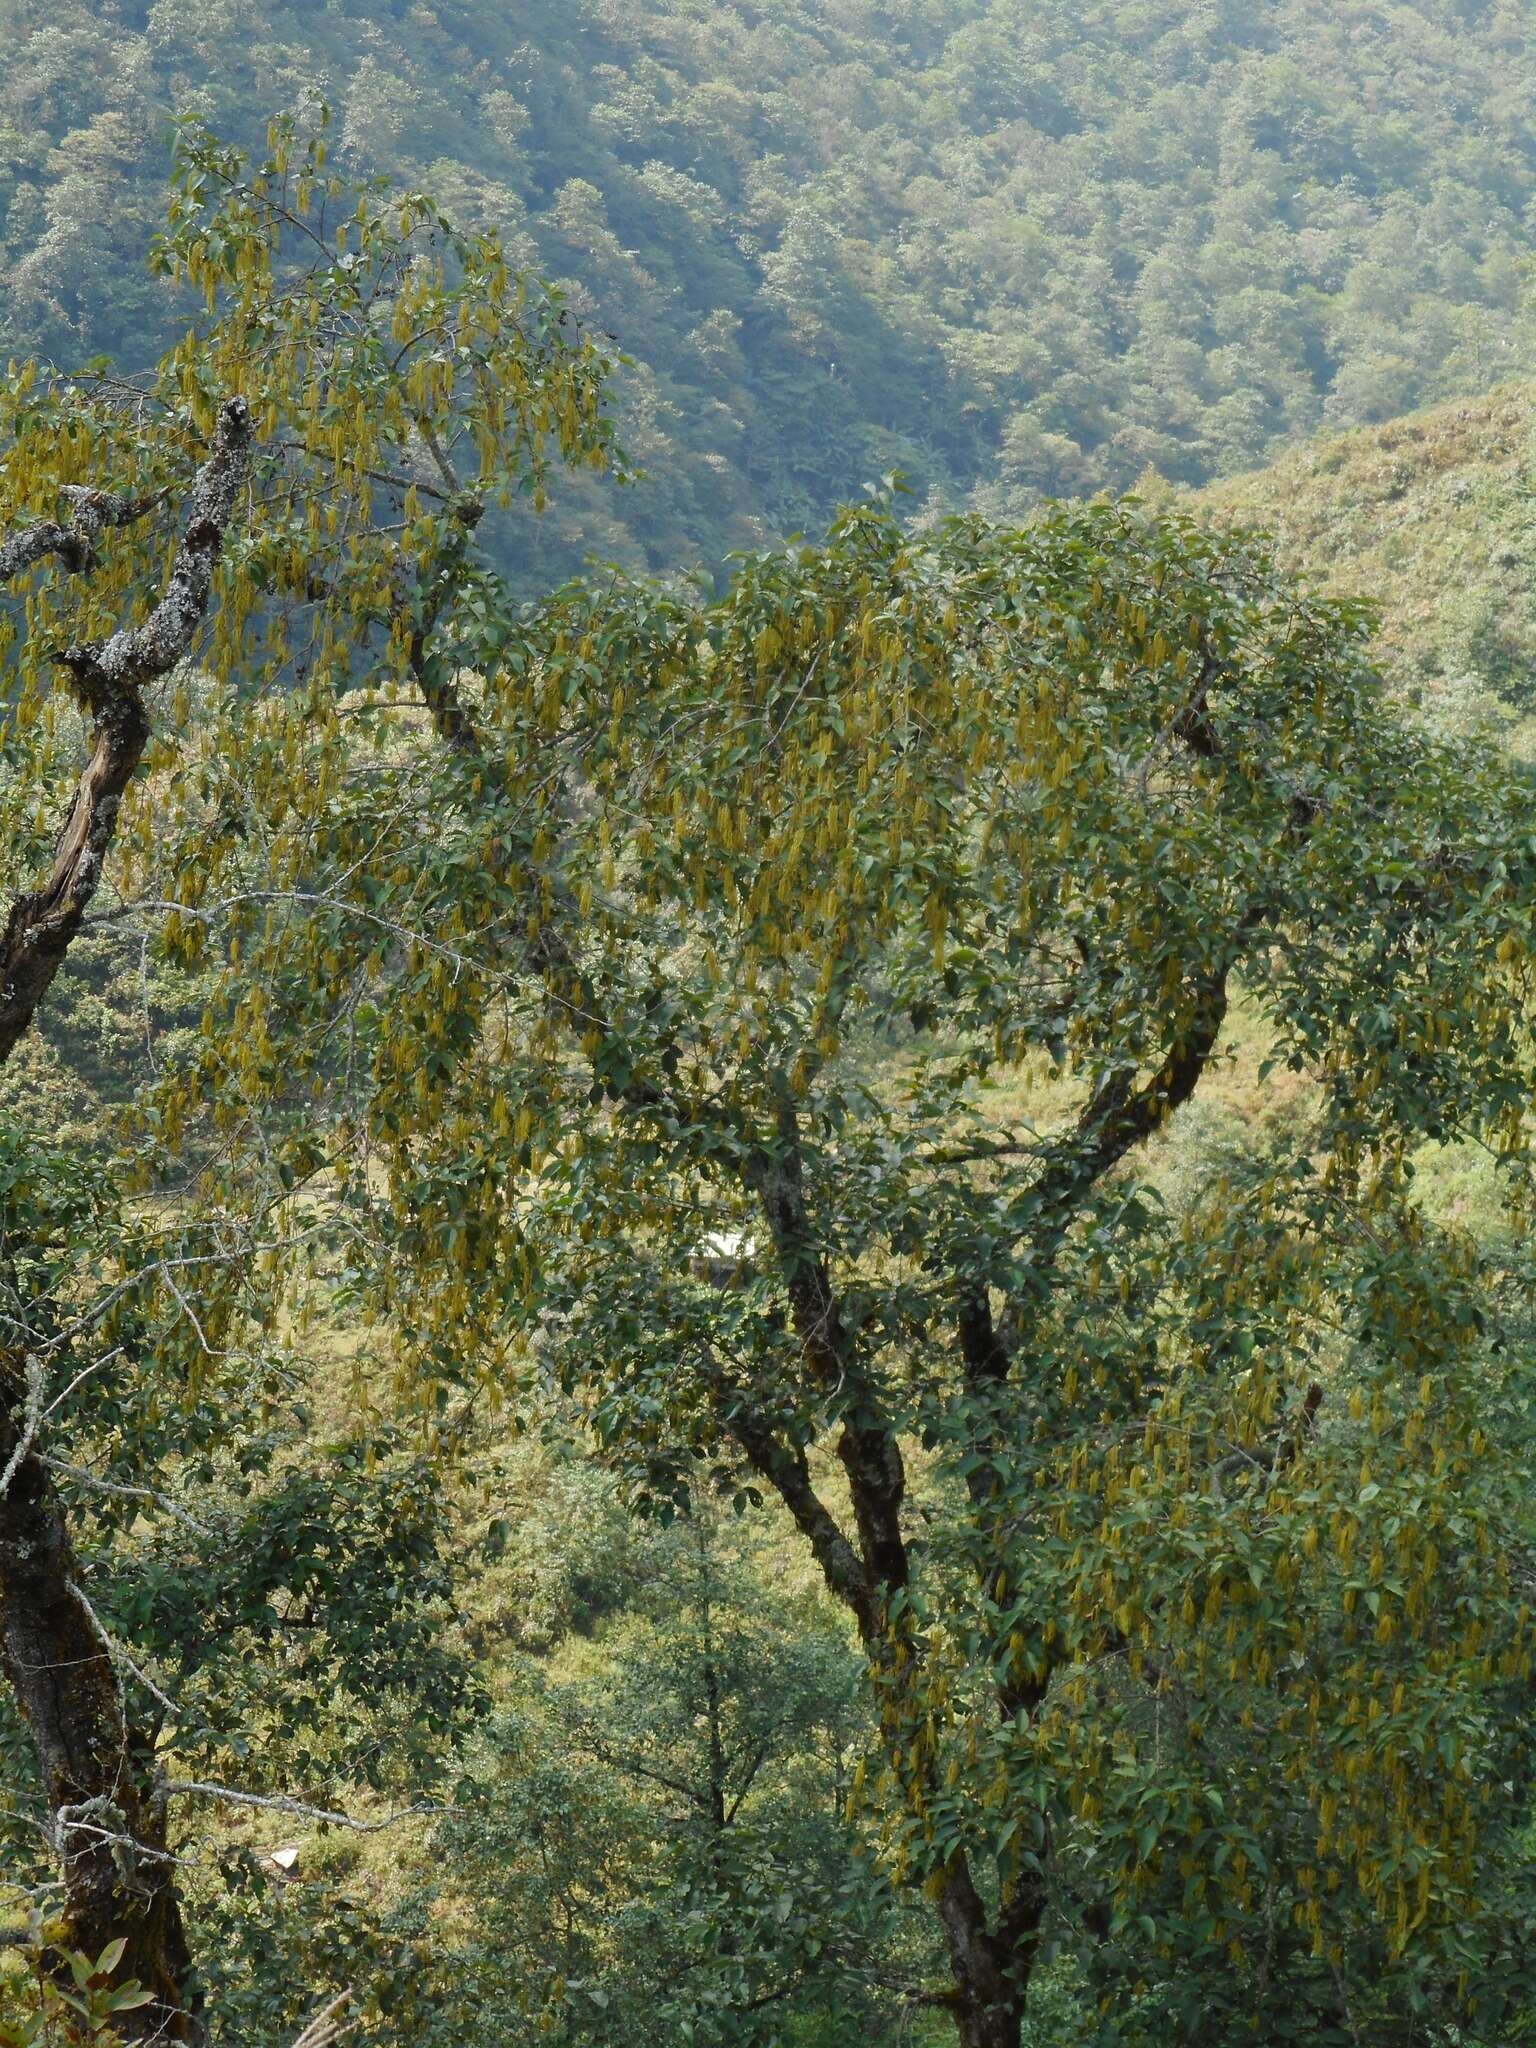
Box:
162;1781;436;1832
0;485;166;586
42;1457;215;1538
288;1989;359;2048
564;1735;713;1814
68;1578;180;1720
0;1353;44;1504
0;397;253;1065
745;1101;909;1607
1003;957;1235;1341
727;1400;875;1640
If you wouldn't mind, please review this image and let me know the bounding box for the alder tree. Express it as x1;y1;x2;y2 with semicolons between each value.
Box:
0;116;613;2037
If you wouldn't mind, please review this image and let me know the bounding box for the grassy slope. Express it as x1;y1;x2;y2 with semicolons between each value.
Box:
1194;379;1536;755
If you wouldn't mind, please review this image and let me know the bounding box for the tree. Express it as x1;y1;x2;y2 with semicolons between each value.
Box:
199;491;1536;2043
0;113;614;2035
421;1503;911;2045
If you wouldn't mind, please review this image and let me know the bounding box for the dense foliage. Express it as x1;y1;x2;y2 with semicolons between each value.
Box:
3;61;1536;2048
275;489;1536;2044
2;0;1535;580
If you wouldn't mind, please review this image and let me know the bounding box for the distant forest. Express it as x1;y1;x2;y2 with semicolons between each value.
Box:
2;0;1533;579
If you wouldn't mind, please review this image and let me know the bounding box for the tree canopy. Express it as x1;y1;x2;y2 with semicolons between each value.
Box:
0;113;615;2037
272;491;1536;2045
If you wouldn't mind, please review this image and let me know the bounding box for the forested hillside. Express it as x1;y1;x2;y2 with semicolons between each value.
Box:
3;0;1535;577
2;122;1536;2038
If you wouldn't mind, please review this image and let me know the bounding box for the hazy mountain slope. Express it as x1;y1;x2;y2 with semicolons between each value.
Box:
1194;380;1536;754
2;0;1534;581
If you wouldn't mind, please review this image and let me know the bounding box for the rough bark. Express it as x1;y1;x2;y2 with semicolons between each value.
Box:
0;397;252;1062
0;483;163;584
727;1404;876;1639
734;1103;1053;2045
1006;960;1233;1331
935;1859;1037;2048
747;1102;910;1601
0;1398;197;2039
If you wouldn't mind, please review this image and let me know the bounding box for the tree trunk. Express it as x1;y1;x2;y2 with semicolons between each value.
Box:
936;1862;1033;2048
0;398;251;1068
953;1998;1024;2048
0;395;251;2037
0;1400;198;2041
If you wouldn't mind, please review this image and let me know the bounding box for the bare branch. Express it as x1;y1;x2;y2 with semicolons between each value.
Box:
40;1457;215;1539
289;1989;360;2048
163;1780;439;1832
91;888;476;976
0;1354;44;1504
68;1579;179;1721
